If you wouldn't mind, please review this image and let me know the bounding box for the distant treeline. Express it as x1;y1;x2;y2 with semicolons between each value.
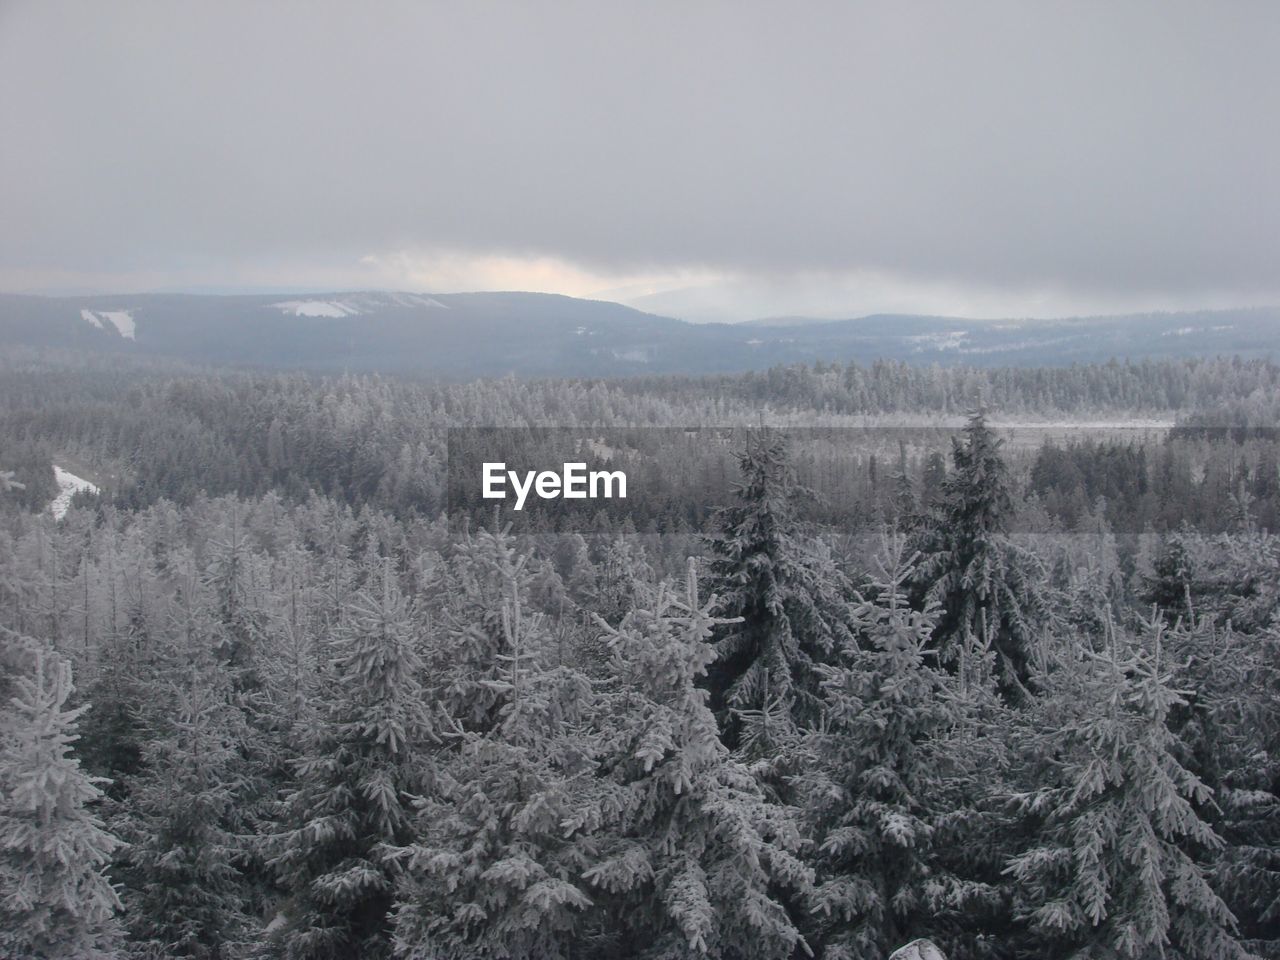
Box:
2;355;1279;533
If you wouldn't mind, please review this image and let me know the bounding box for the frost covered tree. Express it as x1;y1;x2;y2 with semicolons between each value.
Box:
427;526;542;736
1005;615;1248;959
0;643;123;959
267;560;434;960
73;530;154;803
1209;623;1280;957
1189;618;1280;957
395;557;813;960
390;529;597;959
205;507;271;690
798;535;980;959
913;412;1046;700
1154;580;1280;956
891;441;919;528
703;430;856;754
570;562;813;959
114;663;252;958
1145;528;1280;634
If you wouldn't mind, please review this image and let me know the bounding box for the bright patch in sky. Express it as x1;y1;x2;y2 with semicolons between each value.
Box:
358;250;724;304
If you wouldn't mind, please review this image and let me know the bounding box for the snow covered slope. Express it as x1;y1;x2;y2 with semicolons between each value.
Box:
80;308;136;338
48;465;98;519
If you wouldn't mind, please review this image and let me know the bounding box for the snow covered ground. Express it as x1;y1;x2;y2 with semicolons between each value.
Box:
272;300;363;318
80;309;136;339
989;418;1174;430
271;294;449;317
989;418;1173;451
48;465;98;519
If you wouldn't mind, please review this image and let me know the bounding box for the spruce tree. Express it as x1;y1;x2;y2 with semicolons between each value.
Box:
394;555;813;960
1005;615;1248;959
572;562;813;959
427;525;543;735
798;535;975;958
390;530;597;959
1192;619;1280;957
0;643;123;959
702;430;855;754
114;664;251;958
1211;625;1280;957
913;412;1045;699
891;440;918;528
1156;585;1280;956
267;560;434;960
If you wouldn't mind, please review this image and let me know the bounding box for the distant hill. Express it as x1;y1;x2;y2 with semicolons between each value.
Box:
0;291;1275;377
740;315;846;327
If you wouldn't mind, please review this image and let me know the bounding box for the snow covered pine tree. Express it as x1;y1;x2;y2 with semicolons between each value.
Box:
573;562;813;959
0;642;123;958
389;526;599;959
1006;615;1249;959
267;560;434;960
702;429;855;757
799;535;971;959
113;663;253;958
912;412;1046;701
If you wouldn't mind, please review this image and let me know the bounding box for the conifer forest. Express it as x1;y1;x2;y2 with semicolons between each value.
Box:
5;5;1280;958
2;354;1278;959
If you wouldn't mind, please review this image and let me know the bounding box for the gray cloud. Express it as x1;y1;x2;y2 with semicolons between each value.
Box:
1;0;1277;313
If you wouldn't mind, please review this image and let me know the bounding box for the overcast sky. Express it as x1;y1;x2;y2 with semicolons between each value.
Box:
1;1;1277;321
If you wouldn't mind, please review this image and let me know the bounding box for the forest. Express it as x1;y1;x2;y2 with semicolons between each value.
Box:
2;355;1279;959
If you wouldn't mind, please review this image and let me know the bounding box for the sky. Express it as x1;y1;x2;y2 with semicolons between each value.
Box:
1;1;1277;322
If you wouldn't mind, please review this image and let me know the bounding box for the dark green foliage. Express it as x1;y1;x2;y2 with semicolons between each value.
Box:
75;665;148;802
702;430;856;754
113;668;252;958
913;413;1047;699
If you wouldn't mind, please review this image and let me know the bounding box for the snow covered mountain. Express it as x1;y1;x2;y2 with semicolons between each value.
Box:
0;291;1276;377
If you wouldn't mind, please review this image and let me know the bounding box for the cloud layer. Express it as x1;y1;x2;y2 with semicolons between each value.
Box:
1;1;1277;317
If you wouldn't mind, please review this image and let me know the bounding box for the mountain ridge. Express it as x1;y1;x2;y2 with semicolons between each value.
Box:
1;290;1276;377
